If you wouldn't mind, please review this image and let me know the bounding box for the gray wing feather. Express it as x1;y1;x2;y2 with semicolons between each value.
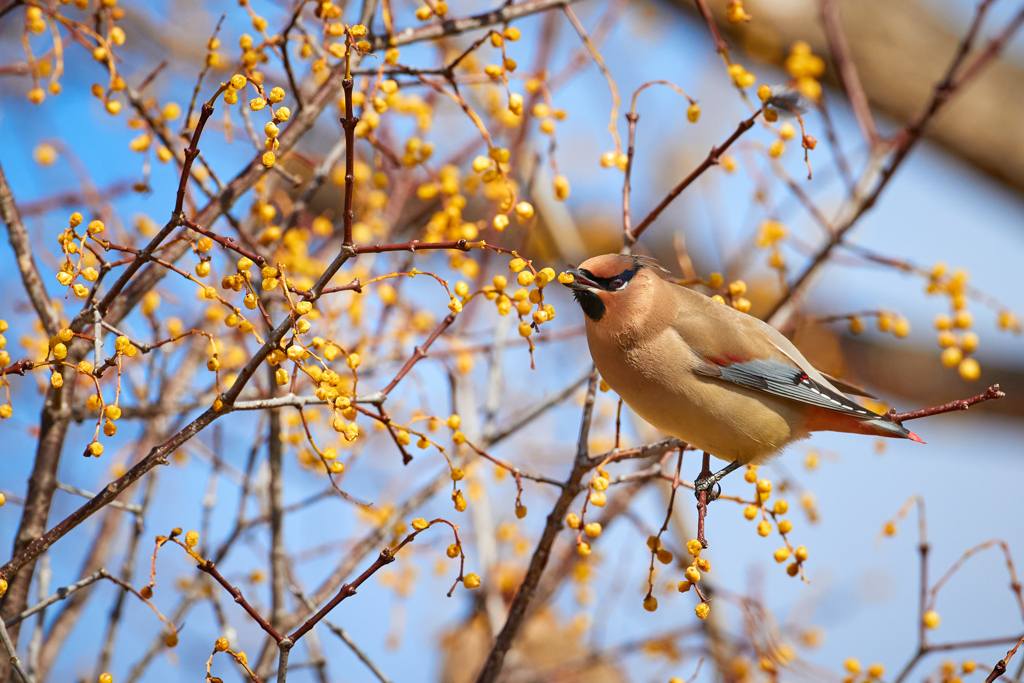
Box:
696;358;881;418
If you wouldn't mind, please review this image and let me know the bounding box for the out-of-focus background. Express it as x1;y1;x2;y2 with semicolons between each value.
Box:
1;0;1023;681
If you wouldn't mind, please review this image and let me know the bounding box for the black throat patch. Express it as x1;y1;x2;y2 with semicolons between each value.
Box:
572;289;606;321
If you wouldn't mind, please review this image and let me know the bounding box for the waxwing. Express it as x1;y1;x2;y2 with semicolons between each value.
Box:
563;254;922;493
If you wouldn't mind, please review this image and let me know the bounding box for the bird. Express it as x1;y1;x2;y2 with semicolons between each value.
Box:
561;253;923;497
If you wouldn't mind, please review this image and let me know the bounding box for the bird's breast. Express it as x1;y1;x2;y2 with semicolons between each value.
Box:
585;325;803;464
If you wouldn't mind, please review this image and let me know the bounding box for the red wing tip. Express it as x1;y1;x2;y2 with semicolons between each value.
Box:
907;430;925;444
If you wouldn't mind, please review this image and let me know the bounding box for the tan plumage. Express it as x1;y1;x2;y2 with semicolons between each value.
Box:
564;254;921;468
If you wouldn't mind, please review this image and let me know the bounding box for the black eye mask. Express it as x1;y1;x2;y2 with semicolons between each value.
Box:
571;265;641;321
577;265;640;292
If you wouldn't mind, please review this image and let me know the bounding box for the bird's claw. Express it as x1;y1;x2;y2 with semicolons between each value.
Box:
693;477;722;503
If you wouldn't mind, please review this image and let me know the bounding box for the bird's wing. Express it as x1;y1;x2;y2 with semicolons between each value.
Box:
693;356;880;417
670;286;882;418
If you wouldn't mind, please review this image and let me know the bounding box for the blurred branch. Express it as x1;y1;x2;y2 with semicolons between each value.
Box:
0;159;60;337
671;0;1024;193
767;0;1024;325
474;368;600;683
818;0;878;146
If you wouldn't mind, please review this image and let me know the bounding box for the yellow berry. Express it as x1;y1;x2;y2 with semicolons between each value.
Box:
958;357;980;381
463;573;481;589
941;346;962;368
643;595;658;612
923;610;941;629
954;310;973;329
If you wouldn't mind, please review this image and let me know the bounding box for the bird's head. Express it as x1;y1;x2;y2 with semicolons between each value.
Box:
561;254;664;322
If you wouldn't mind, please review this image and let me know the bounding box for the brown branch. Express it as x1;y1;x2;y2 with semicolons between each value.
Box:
93;100;217;321
0;360;35;378
365;0;580;54
890;385;1005;423
474;369;600;683
181;218;266;267
986;635;1024;683
340;70;358;248
266;364;288;633
627;112;759;245
0;407;219;584
200;557;283;642
288;549;396;642
696;452;711;548
379;313;457;397
622;112;639;242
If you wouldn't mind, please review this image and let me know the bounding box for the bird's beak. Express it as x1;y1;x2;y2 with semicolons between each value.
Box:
562;268;600;292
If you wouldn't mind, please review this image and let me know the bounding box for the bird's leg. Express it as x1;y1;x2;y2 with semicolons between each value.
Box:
693;459;741;503
695;455;740;549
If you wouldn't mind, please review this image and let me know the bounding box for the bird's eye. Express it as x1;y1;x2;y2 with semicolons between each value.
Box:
610;277;624;289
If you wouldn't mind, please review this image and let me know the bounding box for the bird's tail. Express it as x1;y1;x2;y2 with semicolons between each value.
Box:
863;417;925;443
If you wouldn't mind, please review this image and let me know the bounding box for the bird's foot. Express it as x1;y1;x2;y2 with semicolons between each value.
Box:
693;460;741;504
693;475;722;503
